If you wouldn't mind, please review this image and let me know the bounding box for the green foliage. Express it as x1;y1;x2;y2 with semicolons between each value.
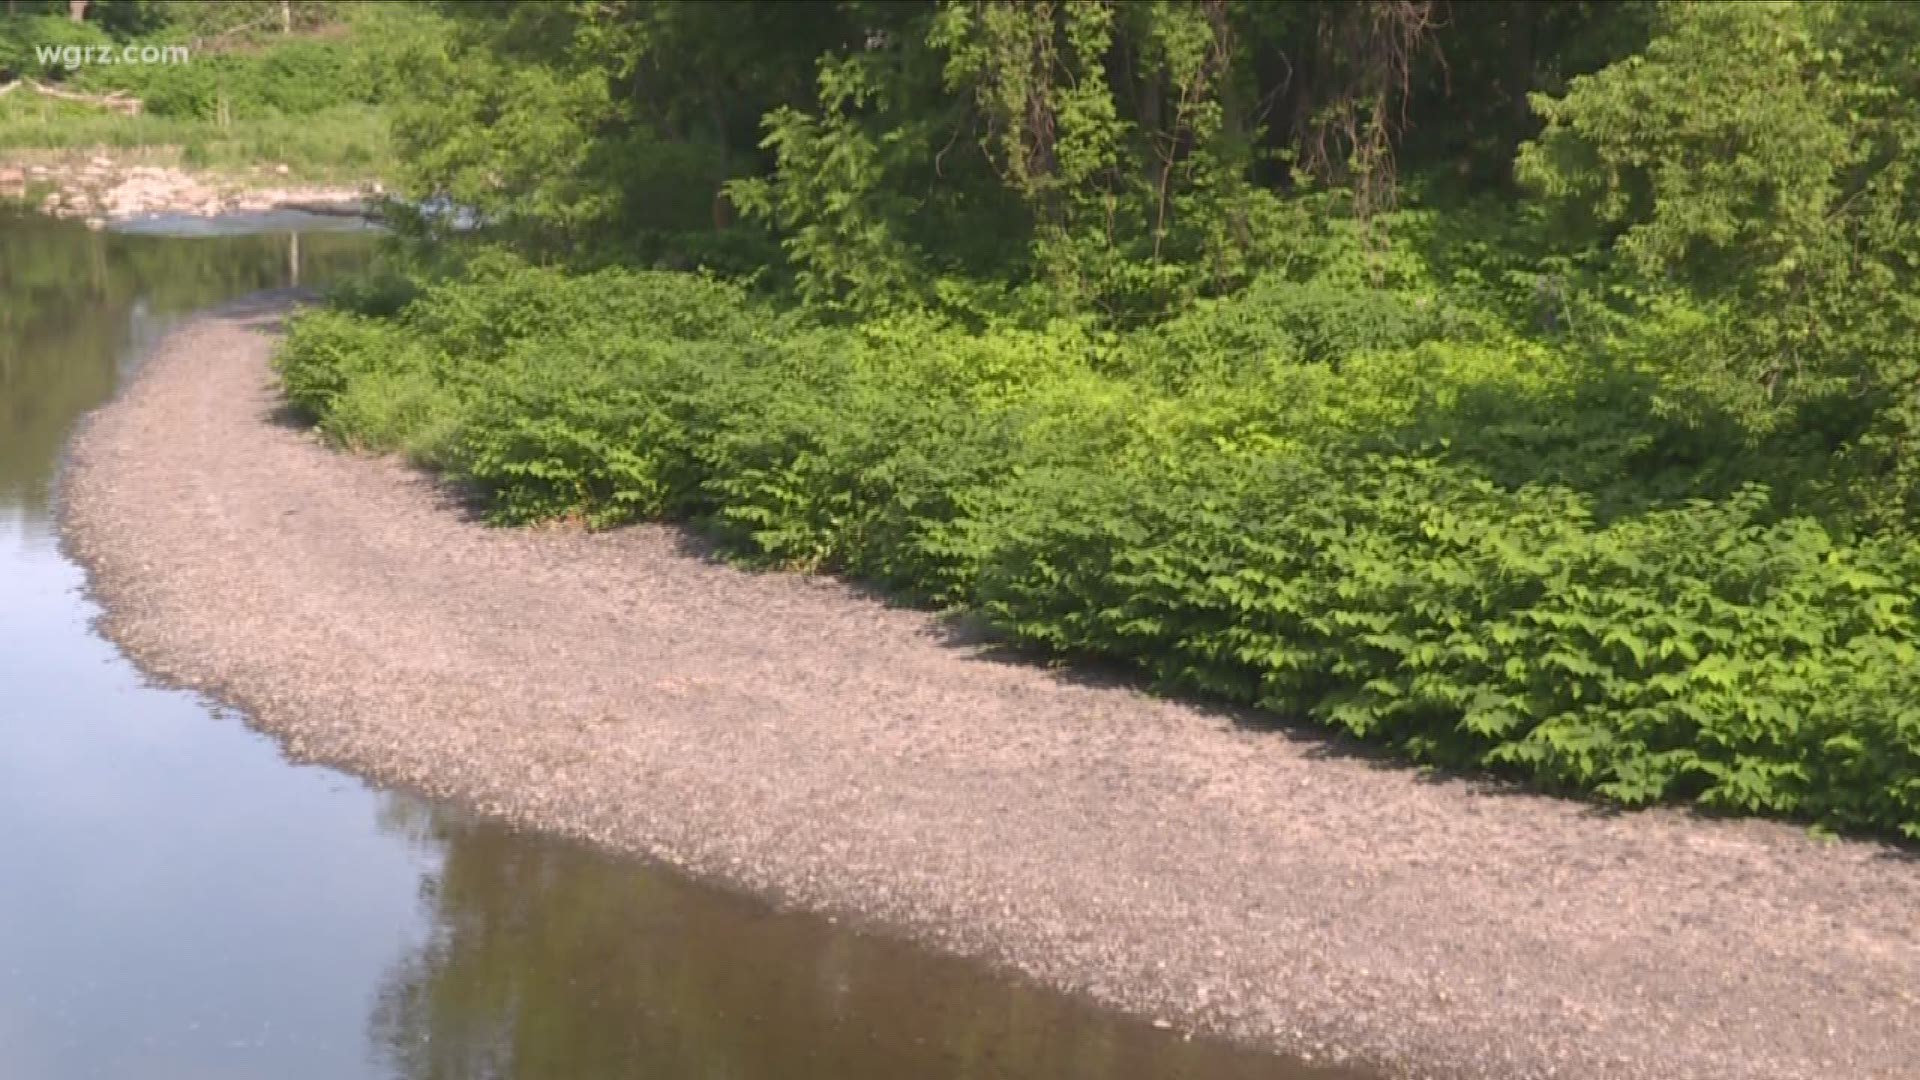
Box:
728;52;952;313
278;258;1920;838
0;3;427;179
0;95;390;181
276;307;403;420
386;1;844;267
1521;1;1920;527
978;455;1920;833
730;1;1313;320
0;15;111;80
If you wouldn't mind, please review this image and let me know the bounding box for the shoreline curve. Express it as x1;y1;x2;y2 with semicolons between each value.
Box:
60;298;1920;1080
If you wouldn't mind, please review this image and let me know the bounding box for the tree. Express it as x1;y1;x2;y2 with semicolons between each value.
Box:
1521;0;1920;524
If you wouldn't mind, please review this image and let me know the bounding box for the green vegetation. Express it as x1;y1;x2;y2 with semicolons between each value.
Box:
0;2;424;180
275;0;1920;837
0;97;388;180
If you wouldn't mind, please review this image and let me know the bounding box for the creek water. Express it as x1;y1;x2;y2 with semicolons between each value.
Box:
0;211;1352;1080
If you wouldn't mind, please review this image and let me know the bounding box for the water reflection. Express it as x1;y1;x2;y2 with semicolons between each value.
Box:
371;808;1341;1080
0;212;405;1080
0;210;371;517
0;211;1353;1080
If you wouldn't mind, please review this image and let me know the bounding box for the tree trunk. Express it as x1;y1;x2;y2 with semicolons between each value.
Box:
1506;1;1536;134
69;0;87;23
1501;0;1536;187
281;0;293;34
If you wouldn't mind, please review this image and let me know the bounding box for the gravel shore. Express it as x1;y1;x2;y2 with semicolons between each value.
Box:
61;299;1920;1080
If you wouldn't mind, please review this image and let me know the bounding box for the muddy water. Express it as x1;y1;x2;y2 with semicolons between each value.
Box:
0;212;1356;1080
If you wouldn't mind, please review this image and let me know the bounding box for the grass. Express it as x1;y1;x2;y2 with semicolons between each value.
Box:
0;95;391;184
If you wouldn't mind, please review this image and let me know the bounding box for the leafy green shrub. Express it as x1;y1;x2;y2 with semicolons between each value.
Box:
325;265;421;320
275;261;1920;839
73;36;378;120
277;309;405;420
449;329;719;526
977;453;1920;834
1520;1;1920;531
325;361;463;466
0;15;111;81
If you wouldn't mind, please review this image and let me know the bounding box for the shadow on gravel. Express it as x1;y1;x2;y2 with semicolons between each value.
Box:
263;403;311;431
638;514;1920;850
825;564;1920;850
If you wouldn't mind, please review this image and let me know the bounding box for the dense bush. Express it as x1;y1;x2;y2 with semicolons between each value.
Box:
0;15;111;80
73;37;378;120
277;261;1920;838
978;456;1920;830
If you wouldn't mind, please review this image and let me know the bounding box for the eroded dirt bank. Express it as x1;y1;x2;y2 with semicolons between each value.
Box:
60;299;1920;1080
